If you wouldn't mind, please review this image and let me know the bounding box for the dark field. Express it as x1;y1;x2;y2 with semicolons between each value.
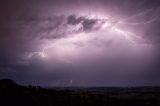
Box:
1;79;160;106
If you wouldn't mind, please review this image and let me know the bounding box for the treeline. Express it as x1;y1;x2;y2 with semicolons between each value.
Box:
0;79;160;106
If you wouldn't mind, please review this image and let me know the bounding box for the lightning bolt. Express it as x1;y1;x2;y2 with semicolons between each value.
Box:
28;13;152;59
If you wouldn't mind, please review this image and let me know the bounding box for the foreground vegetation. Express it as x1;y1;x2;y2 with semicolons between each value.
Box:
0;79;160;106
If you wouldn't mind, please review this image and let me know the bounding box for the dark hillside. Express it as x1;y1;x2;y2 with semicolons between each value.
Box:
0;79;160;106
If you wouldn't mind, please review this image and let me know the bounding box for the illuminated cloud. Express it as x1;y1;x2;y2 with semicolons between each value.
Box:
0;0;160;86
28;14;151;63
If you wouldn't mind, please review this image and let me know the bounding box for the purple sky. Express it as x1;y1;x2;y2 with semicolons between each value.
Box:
0;0;160;86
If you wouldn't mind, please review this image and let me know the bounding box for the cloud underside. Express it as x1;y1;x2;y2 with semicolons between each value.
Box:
0;0;160;86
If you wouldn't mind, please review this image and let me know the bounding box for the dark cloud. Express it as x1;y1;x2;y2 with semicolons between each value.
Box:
67;15;100;31
67;15;84;25
82;18;97;31
0;0;160;86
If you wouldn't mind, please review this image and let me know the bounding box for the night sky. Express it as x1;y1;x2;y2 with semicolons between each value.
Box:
0;0;160;86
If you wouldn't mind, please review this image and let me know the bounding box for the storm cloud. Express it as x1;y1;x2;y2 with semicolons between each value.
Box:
0;0;160;86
